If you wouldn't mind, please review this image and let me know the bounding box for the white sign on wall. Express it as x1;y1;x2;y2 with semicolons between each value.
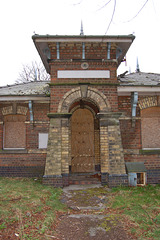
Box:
57;70;110;79
39;133;48;149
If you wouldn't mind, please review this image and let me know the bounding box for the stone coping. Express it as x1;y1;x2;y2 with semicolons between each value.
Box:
47;113;72;118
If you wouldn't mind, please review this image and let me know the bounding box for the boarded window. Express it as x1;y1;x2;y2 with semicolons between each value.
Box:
141;107;160;149
39;133;48;149
4;115;26;149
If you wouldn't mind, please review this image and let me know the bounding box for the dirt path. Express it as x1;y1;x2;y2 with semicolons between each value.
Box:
54;185;135;240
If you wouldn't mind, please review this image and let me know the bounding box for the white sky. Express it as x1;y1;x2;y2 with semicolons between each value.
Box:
0;0;160;86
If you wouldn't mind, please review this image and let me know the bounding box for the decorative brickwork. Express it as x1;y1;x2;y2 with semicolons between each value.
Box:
58;86;111;113
138;96;157;110
2;106;13;115
2;106;28;115
17;106;28;115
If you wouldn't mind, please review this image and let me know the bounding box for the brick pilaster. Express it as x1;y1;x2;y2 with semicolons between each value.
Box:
99;112;126;175
43;113;71;187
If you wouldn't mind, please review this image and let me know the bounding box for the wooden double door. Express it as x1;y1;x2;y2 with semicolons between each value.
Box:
71;108;95;173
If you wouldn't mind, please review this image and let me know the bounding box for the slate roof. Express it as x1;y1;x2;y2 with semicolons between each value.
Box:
119;72;160;86
1;72;160;96
0;81;50;96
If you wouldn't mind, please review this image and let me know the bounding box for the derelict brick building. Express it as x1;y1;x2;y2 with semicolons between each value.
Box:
0;34;159;187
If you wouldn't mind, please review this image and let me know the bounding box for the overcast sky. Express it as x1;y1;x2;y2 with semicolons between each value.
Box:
0;0;160;86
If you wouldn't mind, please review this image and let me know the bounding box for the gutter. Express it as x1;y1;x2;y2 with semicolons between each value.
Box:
118;86;160;96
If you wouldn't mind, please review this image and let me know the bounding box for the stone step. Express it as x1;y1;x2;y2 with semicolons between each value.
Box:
69;173;101;185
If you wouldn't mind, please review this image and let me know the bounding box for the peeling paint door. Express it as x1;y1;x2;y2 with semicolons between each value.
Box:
71;108;95;172
128;173;137;186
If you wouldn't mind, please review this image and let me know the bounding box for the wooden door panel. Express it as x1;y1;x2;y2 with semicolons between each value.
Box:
71;108;95;173
72;156;95;172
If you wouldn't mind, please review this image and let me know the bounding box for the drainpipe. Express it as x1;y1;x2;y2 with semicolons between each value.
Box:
29;100;33;128
82;42;85;59
56;42;60;59
107;42;111;60
131;92;138;127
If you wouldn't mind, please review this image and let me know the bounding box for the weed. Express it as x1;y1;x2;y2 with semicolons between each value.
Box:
99;215;117;232
0;222;6;230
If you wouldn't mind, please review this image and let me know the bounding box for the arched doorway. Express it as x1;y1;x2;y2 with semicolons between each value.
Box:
71;108;95;173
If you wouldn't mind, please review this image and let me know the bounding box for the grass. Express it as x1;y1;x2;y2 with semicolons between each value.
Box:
109;184;160;239
0;178;160;239
0;177;65;239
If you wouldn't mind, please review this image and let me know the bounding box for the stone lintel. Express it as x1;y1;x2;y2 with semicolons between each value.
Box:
47;113;72;118
98;112;122;119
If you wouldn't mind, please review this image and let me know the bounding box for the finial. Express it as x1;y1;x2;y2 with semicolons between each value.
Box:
80;21;84;35
136;57;140;72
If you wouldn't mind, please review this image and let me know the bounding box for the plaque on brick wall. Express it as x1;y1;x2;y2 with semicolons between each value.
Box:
57;70;110;78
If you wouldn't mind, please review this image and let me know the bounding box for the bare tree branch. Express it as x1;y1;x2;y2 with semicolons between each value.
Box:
16;61;50;83
97;0;112;11
121;0;149;23
105;0;116;34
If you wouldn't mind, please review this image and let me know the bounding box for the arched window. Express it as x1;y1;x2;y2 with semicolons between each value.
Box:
141;107;160;149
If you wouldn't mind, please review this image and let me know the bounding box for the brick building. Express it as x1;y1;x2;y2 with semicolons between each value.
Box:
0;34;159;187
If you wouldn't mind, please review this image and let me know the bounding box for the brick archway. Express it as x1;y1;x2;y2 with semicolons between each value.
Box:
57;86;111;113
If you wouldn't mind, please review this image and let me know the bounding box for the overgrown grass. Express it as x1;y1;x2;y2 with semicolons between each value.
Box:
0;177;65;239
110;185;160;239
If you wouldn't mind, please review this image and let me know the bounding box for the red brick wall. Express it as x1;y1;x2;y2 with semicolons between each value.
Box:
118;96;160;184
49;42;116;61
0;102;49;177
50;61;117;83
49;41;118;114
120;120;141;149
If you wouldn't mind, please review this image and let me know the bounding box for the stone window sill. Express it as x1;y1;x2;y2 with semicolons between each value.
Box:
0;149;28;154
139;149;160;155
